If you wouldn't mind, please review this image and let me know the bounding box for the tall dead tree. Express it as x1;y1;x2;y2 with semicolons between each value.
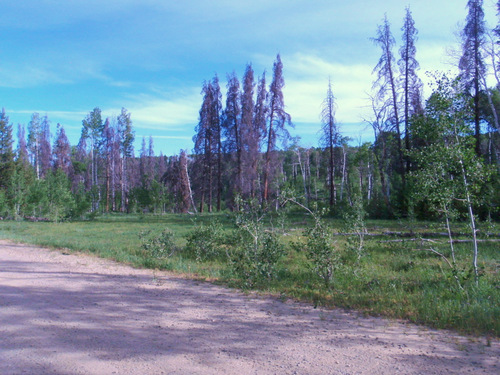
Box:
372;15;404;183
320;78;339;209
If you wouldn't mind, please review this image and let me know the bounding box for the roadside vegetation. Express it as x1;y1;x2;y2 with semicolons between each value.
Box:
1;210;498;338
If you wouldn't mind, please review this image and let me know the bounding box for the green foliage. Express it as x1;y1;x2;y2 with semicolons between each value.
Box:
139;228;177;259
45;169;75;222
71;183;91;219
228;197;286;287
229;229;284;288
294;217;338;289
184;220;226;261
342;190;367;262
0;189;8;217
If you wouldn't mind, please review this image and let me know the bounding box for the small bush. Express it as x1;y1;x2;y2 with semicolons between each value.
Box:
184;220;226;261
227;198;286;287
295;218;339;289
139;228;177;259
229;229;285;287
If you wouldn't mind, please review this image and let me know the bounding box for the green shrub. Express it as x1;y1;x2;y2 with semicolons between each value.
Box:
229;229;285;287
139;228;177;259
184;220;226;261
294;218;338;289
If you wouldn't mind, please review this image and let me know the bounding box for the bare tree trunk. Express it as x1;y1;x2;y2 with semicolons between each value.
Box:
295;148;309;205
458;155;479;284
443;204;456;264
111;153;116;211
185;159;197;213
340;145;347;201
263;107;274;202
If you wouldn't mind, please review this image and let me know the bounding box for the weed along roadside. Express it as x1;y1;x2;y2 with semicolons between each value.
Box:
0;211;498;337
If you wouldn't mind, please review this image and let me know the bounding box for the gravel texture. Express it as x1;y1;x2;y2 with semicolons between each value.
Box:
0;239;498;375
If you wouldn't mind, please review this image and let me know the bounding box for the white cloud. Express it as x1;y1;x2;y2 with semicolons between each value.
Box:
107;89;201;132
282;54;373;125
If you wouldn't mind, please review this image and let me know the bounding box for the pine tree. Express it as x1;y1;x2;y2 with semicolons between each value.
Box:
194;80;214;212
399;7;423;171
39;115;52;178
459;0;486;156
222;71;242;196
320;79;338;209
193;77;222;212
372;15;404;182
240;63;256;198
16;124;29;167
53;123;71;175
0;109;14;191
250;72;268;199
212;76;223;211
263;54;292;202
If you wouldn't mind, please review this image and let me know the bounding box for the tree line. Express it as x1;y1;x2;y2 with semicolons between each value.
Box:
0;0;498;222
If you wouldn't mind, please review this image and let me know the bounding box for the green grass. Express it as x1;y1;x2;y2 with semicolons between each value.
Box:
0;212;498;337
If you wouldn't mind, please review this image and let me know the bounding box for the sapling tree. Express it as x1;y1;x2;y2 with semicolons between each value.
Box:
281;191;339;289
410;73;492;285
342;188;367;263
229;196;285;286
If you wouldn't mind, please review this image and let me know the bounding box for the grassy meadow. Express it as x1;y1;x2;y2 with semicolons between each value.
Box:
0;212;498;337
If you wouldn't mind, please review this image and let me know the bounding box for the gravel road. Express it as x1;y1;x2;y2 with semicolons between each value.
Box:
0;239;498;374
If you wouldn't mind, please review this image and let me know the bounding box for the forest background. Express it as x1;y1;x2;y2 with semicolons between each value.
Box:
0;2;498;221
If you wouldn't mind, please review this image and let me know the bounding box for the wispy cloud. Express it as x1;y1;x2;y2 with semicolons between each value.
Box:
282;53;373;125
107;89;201;131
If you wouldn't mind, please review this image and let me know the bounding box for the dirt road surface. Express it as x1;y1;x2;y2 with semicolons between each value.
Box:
0;239;498;374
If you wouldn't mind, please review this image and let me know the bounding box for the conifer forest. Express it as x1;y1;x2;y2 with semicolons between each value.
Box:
0;2;498;223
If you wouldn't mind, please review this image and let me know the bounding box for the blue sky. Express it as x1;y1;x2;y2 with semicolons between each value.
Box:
0;0;498;156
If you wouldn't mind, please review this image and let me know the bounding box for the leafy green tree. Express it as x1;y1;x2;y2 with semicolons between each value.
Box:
410;73;492;284
27;113;43;179
117;108;135;212
45;169;75;222
81;108;104;211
